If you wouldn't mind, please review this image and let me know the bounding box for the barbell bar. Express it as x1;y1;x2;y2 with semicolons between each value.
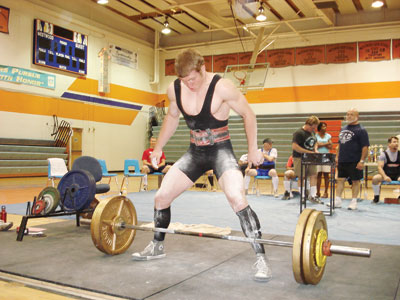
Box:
118;223;371;258
90;195;371;285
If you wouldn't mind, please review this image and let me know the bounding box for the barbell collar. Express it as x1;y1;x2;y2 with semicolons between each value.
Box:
330;245;371;257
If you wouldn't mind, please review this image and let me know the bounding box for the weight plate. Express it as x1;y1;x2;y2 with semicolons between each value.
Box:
91;195;137;255
302;210;328;285
31;200;46;215
38;186;60;214
292;208;314;284
57;170;96;211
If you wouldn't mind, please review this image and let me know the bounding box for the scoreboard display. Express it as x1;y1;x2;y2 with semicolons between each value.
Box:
33;19;88;75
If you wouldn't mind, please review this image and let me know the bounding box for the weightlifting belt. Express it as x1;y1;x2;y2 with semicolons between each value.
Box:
190;126;230;146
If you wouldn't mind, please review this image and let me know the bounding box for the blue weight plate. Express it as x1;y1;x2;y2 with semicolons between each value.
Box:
57;170;96;211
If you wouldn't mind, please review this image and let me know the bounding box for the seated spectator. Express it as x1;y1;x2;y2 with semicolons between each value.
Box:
245;138;279;197
282;156;299;200
316;122;333;198
142;137;171;190
371;136;400;203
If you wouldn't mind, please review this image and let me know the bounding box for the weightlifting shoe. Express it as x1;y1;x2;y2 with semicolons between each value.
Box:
253;253;272;282
348;199;358;210
372;195;379;203
132;240;166;261
281;191;290;200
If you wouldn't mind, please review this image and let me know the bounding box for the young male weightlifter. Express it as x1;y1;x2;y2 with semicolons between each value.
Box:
131;48;271;282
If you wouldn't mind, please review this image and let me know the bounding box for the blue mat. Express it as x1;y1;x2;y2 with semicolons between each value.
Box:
6;191;400;245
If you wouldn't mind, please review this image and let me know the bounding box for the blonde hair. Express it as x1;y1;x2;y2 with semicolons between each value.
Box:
175;49;204;78
305;115;320;126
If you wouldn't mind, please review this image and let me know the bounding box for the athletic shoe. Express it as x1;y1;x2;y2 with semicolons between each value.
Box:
132;240;166;261
327;197;342;208
372;195;379;203
348;199;358;210
253;254;272;282
309;196;324;204
281;191;290;200
274;190;279;198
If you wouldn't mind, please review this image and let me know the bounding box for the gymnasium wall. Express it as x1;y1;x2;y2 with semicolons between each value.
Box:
0;0;399;173
0;0;160;171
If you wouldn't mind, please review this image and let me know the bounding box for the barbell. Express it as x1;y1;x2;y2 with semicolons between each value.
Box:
90;195;371;285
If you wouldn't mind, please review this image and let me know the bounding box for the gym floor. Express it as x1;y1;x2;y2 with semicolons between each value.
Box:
1;175;399;300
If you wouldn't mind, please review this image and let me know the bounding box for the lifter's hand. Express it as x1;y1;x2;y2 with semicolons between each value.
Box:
247;149;264;167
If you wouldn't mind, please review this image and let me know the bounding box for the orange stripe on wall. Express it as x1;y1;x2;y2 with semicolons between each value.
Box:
245;81;400;103
68;78;160;106
0;89;137;125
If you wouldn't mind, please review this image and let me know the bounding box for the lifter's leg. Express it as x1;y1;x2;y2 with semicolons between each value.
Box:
219;169;272;282
132;165;194;261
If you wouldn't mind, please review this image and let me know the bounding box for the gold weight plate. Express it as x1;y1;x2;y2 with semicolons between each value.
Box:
302;210;328;285
90;195;137;255
292;209;314;284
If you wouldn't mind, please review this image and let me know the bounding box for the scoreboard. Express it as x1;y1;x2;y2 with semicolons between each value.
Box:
33;19;88;75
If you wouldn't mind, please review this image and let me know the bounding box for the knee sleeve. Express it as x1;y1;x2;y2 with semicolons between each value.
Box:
154;207;171;241
236;206;265;254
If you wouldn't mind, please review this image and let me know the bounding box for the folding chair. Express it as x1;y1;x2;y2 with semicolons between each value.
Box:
253;176;273;196
47;158;68;187
98;159;119;190
120;159;145;193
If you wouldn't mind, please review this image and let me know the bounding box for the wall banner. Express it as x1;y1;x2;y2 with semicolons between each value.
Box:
0;65;56;89
266;48;295;68
213;53;239;73
0;6;10;34
359;40;391;61
393;39;400;60
165;59;175;76
109;44;138;69
295;45;326;66
326;43;357;64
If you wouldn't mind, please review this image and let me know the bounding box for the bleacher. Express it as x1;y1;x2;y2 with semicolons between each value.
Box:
0;138;68;177
153;111;400;176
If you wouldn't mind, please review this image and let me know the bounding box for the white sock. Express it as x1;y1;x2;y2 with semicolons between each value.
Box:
284;180;291;192
292;181;298;190
372;184;380;196
310;186;317;197
143;174;148;185
272;176;279;192
244;175;251;190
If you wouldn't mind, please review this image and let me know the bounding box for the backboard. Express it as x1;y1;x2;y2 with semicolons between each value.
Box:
223;62;269;94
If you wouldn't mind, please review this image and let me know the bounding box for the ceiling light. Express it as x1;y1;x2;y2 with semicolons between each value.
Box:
256;3;267;22
161;18;171;35
371;0;384;8
97;0;108;4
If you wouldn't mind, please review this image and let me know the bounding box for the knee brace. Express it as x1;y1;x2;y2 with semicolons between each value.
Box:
154;207;171;241
236;205;265;254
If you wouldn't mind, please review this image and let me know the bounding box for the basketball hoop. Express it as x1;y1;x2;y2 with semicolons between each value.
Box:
233;70;247;86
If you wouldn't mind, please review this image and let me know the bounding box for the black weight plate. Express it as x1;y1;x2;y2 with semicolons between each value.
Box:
38;186;61;214
57;170;96;211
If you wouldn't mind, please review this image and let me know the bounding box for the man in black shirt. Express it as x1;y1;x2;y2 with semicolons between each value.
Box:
331;108;369;210
292;115;321;204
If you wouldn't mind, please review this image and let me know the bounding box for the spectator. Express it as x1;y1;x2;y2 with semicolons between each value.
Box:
316;122;333;198
141;137;171;190
245;138;279;197
281;156;300;200
292;116;322;204
371;136;400;203
330;108;369;210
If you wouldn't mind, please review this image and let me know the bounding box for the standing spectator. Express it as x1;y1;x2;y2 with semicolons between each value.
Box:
331;108;369;210
292;116;322;204
141;137;171;190
371;136;400;203
316;122;333;198
245;138;279;197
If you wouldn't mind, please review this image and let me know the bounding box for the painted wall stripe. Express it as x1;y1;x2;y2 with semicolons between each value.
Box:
61;92;142;110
